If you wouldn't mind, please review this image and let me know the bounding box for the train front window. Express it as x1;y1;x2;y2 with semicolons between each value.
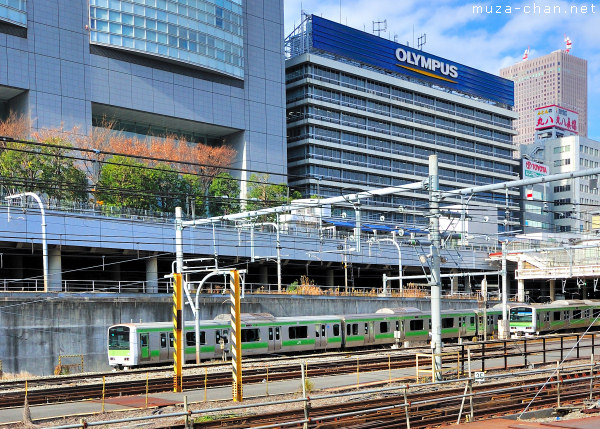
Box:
510;308;532;322
108;326;130;350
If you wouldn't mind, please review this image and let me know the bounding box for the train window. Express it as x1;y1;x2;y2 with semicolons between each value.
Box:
241;328;260;342
544;313;550;322
563;311;570;320
108;326;130;350
353;324;359;335
169;333;174;348
594;309;600;318
322;325;326;337
574;310;582;319
584;310;590;319
380;322;389;333
186;332;195;347
365;324;369;334
333;324;340;336
268;328;273;341
395;321;400;331
140;334;148;347
347;324;351;335
554;311;561;320
429;319;432;329
216;331;221;343
161;333;167;348
470;317;475;325
315;326;320;338
289;326;308;339
410;319;424;331
442;318;454;328
275;327;280;340
223;330;229;343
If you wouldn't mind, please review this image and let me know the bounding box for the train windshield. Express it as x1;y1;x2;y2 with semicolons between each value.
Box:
510;307;532;323
108;326;130;350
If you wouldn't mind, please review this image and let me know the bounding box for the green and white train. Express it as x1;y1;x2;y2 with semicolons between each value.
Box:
108;307;501;369
509;300;600;336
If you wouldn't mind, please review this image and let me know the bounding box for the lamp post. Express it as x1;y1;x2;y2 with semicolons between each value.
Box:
6;192;49;292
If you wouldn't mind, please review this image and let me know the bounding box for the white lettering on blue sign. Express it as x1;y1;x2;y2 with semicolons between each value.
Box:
395;48;459;79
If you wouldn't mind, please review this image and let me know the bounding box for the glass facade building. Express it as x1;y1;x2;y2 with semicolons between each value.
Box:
89;0;244;78
0;0;27;27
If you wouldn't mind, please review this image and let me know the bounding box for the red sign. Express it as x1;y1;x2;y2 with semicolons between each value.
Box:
535;105;579;134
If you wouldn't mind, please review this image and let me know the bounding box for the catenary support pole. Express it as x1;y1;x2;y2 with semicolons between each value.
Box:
500;240;509;339
429;155;443;381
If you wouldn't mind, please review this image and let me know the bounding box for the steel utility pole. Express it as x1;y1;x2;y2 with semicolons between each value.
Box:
6;193;49;292
500;240;509;339
429;155;443;381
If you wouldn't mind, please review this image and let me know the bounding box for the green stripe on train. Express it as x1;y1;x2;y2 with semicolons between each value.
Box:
345;335;365;342
327;337;342;343
375;333;394;340
241;342;269;350
108;350;130;356
406;331;428;337
511;322;532;327
282;339;316;346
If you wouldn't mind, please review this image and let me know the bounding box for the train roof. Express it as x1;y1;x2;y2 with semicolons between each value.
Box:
376;307;423;314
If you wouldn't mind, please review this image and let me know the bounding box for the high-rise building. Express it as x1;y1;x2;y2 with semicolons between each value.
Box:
0;0;287;186
285;15;519;228
500;50;587;147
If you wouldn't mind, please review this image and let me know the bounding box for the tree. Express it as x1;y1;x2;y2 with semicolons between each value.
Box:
0;111;29;143
246;173;301;212
96;156;154;209
208;172;240;216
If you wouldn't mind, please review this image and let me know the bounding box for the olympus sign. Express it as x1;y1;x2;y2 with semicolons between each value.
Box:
395;48;459;79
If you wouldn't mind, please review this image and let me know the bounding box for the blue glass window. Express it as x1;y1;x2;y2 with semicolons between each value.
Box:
0;0;27;27
89;0;243;77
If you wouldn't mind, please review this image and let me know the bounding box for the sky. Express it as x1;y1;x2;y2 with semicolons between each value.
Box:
283;0;600;140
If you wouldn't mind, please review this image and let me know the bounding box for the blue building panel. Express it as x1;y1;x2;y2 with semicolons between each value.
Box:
310;15;514;106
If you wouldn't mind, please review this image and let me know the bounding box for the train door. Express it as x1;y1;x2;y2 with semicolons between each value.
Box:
215;329;230;358
140;333;150;361
159;332;168;361
268;326;282;352
315;324;327;349
366;321;374;344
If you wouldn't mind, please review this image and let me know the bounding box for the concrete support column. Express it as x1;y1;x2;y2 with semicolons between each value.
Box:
464;276;472;294
550;279;556;301
259;265;269;288
145;256;158;293
450;275;458;295
48;247;62;292
325;269;335;287
517;260;525;302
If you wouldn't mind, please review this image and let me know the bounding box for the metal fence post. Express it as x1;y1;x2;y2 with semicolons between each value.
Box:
543;337;546;363
590;354;595;401
403;386;411;429
301;362;308;429
556;362;561;408
524;339;528;367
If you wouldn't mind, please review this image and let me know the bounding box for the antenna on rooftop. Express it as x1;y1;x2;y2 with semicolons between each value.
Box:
564;35;572;53
417;33;427;50
372;19;387;37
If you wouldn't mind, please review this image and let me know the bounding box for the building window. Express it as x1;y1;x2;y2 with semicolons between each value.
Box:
0;1;27;27
89;0;244;78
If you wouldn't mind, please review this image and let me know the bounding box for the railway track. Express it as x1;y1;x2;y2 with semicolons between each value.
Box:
0;335;589;409
191;370;600;428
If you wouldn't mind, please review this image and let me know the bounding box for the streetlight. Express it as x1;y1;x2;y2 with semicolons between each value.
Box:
6;192;49;292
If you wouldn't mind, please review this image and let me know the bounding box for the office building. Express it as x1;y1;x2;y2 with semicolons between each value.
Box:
285;15;519;227
0;0;287;187
522;135;600;233
500;50;587;146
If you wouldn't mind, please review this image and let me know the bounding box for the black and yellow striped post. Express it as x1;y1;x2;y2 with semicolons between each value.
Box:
173;272;183;392
230;269;243;402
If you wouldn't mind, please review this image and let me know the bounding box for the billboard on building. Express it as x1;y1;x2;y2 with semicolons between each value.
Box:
309;15;514;106
523;159;549;178
534;105;579;134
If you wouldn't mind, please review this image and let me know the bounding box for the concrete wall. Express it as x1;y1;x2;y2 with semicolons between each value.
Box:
0;293;479;376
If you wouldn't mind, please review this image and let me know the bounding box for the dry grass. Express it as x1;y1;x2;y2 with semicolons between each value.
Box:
1;370;37;381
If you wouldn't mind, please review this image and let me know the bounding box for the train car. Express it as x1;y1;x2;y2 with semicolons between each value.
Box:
108;320;230;369
342;310;421;348
474;308;502;339
509;300;600;336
